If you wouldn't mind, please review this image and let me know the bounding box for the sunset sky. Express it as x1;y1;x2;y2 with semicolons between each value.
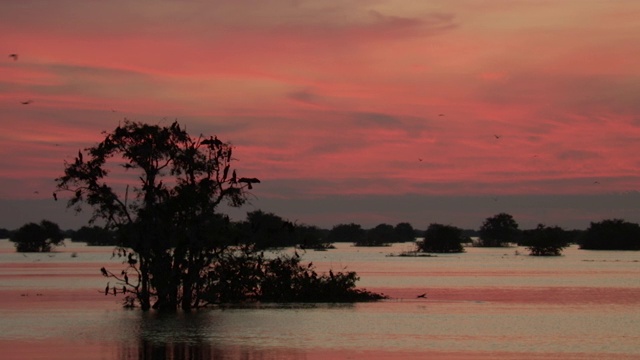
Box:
1;0;639;231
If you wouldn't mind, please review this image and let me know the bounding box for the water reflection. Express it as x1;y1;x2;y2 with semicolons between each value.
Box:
118;305;337;360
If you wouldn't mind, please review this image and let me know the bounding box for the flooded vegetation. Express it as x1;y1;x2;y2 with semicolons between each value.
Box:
1;239;639;359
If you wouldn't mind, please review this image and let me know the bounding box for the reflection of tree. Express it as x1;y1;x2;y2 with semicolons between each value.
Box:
119;311;307;360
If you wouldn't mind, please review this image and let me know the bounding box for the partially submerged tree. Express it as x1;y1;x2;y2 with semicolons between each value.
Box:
521;224;569;256
57;120;382;310
579;219;640;250
10;220;64;252
393;222;417;243
56;120;260;310
355;223;394;247
478;213;520;247
417;223;465;253
72;226;117;246
327;223;366;243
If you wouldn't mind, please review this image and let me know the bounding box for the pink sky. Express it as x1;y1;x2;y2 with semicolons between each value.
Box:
1;0;639;230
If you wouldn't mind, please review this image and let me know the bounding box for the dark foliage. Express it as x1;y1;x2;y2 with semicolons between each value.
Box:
417;223;465;253
10;220;64;252
393;222;417;243
579;219;640;250
0;228;11;239
478;213;521;247
327;223;366;243
203;245;385;303
56;120;259;311
355;223;395;247
72;226;118;246
521;224;569;256
237;210;297;249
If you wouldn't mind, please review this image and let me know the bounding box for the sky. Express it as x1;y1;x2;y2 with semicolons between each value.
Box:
1;0;640;231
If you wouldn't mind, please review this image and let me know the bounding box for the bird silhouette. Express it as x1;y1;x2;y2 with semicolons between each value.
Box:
100;267;108;277
238;177;260;189
52;192;58;201
416;293;427;298
21;100;33;105
201;136;222;147
9;54;18;61
494;134;501;139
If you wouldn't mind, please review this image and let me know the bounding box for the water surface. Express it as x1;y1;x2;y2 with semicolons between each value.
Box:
1;240;638;359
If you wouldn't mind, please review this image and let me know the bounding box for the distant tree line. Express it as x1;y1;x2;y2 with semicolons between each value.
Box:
4;213;640;256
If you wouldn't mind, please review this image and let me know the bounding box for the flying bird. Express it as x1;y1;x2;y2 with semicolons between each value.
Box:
416;293;427;298
494;134;501;139
20;100;33;105
201;136;222;147
238;177;260;189
9;53;18;61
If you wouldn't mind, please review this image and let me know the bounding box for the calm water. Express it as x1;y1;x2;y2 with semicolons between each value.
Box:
0;239;639;359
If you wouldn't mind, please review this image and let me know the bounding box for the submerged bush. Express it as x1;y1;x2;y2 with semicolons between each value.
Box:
200;245;386;305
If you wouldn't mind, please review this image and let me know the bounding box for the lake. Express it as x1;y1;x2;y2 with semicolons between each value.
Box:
0;239;639;359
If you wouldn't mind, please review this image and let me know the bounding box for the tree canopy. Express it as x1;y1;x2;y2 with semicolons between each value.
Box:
417;223;465;253
521;224;569;256
579;219;640;250
10;220;64;252
478;213;520;247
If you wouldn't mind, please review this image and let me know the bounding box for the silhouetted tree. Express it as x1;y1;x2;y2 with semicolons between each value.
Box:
295;224;333;250
72;226;117;246
56;120;256;311
478;213;520;247
417;223;465;253
579;219;640;250
327;223;366;243
238;210;296;249
10;220;64;252
521;224;569;256
56;120;383;310
356;223;394;247
393;222;417;242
